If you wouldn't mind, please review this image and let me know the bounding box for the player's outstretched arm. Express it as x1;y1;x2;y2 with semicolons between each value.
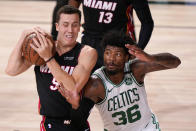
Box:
126;44;181;73
125;44;181;84
5;30;33;76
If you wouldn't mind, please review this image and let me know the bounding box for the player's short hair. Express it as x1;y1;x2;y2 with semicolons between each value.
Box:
56;5;81;23
101;30;136;54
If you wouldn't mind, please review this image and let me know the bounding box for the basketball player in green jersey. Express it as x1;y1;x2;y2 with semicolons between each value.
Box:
58;30;181;131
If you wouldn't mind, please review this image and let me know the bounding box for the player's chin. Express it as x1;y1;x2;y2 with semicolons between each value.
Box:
105;66;118;74
107;69;118;75
62;38;75;45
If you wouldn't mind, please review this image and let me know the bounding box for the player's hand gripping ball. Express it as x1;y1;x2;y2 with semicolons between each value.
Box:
22;33;56;66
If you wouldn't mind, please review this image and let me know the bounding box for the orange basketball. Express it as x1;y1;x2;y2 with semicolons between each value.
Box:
22;33;56;66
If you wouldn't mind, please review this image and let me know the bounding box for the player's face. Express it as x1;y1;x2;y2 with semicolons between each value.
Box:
104;45;128;75
56;13;80;46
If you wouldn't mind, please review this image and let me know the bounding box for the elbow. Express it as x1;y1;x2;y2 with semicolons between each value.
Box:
148;18;154;26
141;20;154;32
170;56;181;69
5;67;18;76
147;22;154;34
147;20;154;30
174;57;181;68
151;20;154;29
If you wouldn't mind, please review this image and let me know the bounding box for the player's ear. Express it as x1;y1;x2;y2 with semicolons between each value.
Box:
77;23;81;32
55;23;59;32
125;54;129;62
78;24;80;32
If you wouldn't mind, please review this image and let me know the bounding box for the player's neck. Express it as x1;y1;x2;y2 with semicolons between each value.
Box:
105;69;125;85
56;41;77;56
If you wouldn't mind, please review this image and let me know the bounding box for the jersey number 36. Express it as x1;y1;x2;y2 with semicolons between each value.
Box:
112;104;141;125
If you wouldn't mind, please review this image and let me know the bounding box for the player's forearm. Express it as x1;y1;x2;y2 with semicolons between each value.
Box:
150;53;181;68
5;35;31;76
47;58;75;90
138;22;153;50
72;47;98;92
134;1;154;49
73;66;92;93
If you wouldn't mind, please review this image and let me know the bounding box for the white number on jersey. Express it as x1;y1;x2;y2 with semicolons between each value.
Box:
49;66;74;91
99;12;113;24
50;78;59;91
112;104;141;125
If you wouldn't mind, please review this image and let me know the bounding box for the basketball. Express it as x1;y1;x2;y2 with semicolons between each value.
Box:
22;33;56;66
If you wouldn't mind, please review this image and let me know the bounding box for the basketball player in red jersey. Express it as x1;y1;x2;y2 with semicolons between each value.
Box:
5;5;97;131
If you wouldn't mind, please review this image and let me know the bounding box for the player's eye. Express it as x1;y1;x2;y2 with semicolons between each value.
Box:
72;23;79;27
116;52;122;57
104;50;111;56
63;23;69;27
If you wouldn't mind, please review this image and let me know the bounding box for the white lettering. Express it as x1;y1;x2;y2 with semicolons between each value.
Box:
84;0;92;7
91;0;96;8
111;3;117;11
50;78;59;90
95;1;103;9
83;0;117;11
102;2;113;10
40;65;49;73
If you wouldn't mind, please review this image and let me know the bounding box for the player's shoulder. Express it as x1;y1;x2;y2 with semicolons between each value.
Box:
87;75;103;87
84;75;104;98
80;45;98;58
82;45;97;53
130;59;147;83
130;59;146;73
131;58;146;67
